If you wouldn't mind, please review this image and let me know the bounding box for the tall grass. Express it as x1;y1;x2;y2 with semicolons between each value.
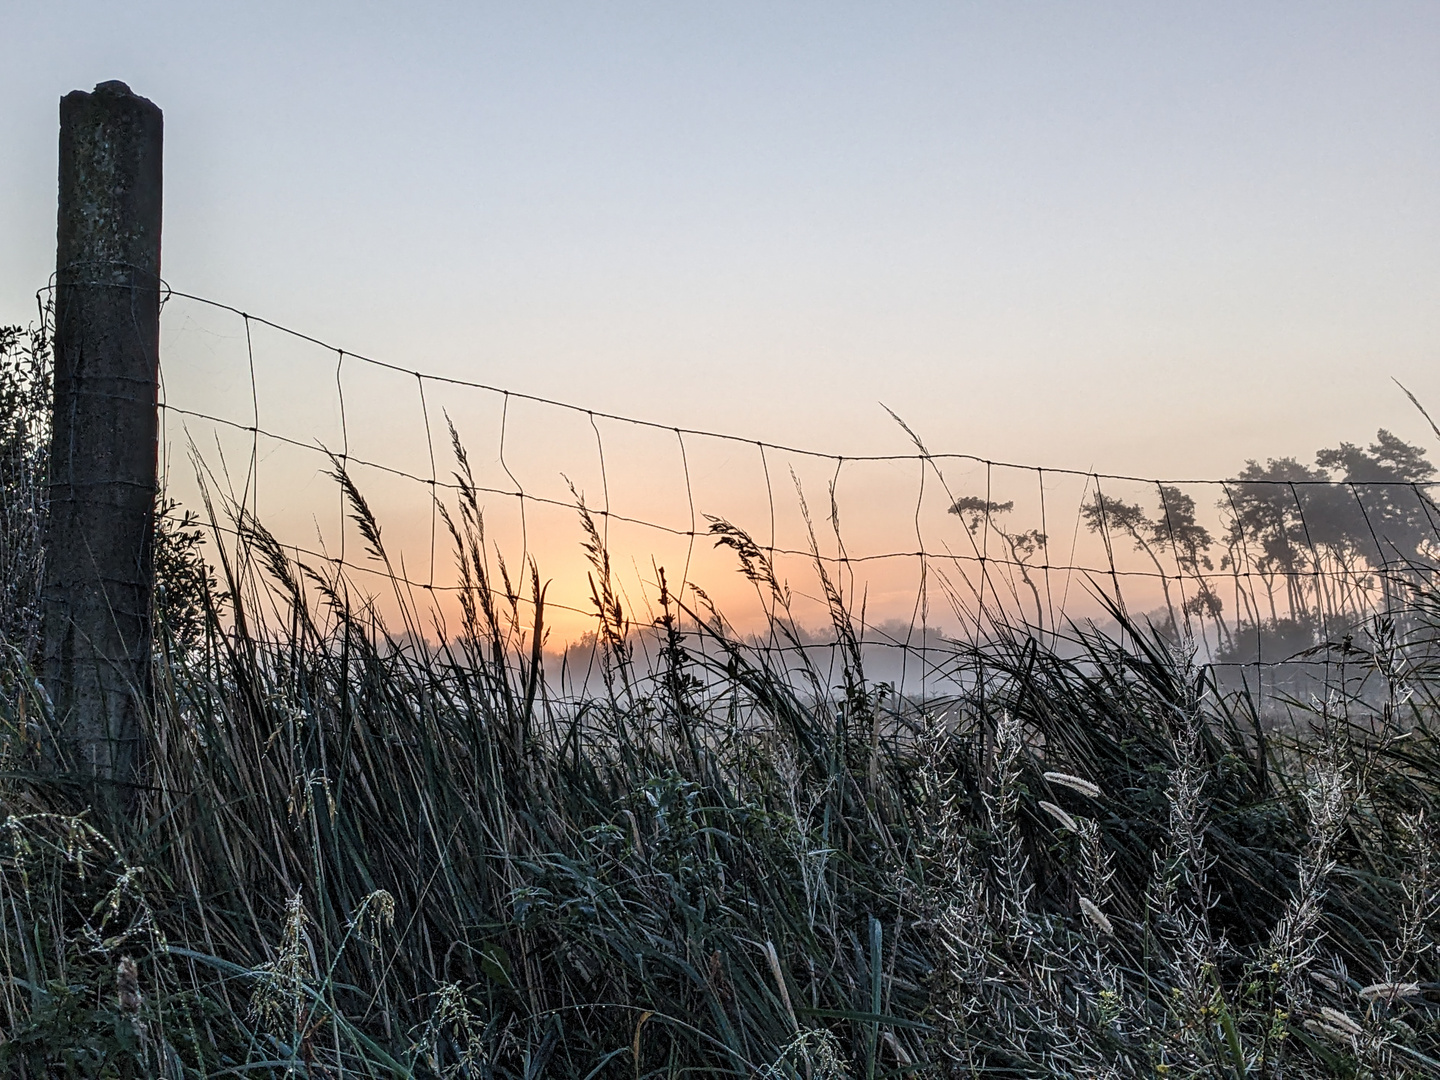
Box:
1;326;1438;1077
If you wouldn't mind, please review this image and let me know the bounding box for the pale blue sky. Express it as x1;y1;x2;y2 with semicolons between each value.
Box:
5;2;1439;482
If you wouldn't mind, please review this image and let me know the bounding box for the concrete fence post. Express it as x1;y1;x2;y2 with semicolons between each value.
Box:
42;81;163;801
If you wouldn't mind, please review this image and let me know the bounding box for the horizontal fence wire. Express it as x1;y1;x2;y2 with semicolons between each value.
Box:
163;401;1440;584
55;280;1437;705
156;289;1440;486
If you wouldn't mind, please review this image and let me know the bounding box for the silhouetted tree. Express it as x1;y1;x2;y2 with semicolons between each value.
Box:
1311;429;1437;605
949;496;1048;629
1219;431;1436;627
1155;484;1228;647
1080;491;1180;637
1221;457;1326;629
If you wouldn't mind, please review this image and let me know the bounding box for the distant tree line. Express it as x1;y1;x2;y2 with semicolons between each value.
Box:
951;430;1439;662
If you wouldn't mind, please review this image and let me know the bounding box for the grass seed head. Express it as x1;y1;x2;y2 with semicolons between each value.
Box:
1358;981;1421;1003
1038;800;1079;832
1044;771;1103;799
1079;896;1114;936
1317;1006;1363;1037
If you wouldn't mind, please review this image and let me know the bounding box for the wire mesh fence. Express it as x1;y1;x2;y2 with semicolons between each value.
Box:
144;285;1440;711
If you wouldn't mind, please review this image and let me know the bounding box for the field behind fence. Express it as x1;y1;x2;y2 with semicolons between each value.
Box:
149;284;1440;708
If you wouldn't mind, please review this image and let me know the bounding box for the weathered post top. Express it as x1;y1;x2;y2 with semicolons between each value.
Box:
56;82;163;289
43;81;163;807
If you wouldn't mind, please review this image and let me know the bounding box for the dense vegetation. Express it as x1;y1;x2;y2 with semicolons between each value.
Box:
2;323;1437;1077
